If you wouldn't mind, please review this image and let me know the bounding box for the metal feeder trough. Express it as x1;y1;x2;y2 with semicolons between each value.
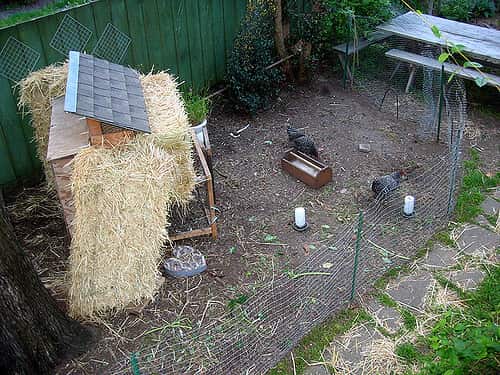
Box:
281;149;332;189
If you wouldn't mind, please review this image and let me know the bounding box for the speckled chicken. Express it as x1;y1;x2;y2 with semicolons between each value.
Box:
287;125;319;159
371;171;406;198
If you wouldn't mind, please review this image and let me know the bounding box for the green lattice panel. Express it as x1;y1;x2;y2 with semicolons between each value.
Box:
50;14;92;56
92;23;131;64
0;36;40;82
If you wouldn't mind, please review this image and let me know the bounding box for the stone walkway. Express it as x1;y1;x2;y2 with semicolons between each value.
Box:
304;192;499;375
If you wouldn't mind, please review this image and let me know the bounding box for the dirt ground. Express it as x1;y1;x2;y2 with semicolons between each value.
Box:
5;71;499;374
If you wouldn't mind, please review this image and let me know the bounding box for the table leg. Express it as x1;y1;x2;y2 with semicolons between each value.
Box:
405;64;417;93
389;62;401;81
338;53;353;82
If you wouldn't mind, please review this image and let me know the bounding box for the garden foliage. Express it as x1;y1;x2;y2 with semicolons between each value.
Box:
317;0;394;55
421;267;500;375
226;0;282;114
440;0;496;20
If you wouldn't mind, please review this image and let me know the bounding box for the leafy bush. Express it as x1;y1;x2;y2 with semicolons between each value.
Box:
471;0;496;17
440;0;475;20
226;0;282;114
318;0;394;55
440;0;496;20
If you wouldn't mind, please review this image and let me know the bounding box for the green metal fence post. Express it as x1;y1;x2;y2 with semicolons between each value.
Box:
436;64;445;143
350;211;364;301
131;353;141;375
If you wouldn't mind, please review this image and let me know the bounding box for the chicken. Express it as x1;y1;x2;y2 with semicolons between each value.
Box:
287;126;319;159
371;171;405;198
294;136;319;158
287;125;305;141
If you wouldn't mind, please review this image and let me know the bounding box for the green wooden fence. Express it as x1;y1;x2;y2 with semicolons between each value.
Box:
0;0;310;187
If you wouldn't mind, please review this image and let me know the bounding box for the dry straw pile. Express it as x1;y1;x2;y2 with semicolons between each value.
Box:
19;66;195;320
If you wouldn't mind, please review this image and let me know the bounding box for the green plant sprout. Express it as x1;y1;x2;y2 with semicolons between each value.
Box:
182;90;210;125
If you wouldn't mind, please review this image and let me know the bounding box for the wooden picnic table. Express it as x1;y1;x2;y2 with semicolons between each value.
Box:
377;12;500;65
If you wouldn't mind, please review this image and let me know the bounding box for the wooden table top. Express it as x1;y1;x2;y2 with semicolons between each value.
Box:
377;12;500;65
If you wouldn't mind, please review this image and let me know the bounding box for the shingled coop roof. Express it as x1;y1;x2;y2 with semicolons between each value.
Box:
64;51;150;133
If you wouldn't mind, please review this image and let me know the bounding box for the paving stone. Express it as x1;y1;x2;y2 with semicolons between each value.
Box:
304;364;330;375
385;271;434;314
358;143;371;153
448;269;485;291
481;197;500;216
456;225;499;256
420;244;458;269
365;299;403;334
326;325;383;374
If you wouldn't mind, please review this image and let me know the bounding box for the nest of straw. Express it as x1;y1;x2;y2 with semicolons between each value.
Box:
19;66;195;319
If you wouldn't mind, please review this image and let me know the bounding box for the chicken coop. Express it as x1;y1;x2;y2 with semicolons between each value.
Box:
46;51;151;233
46;51;217;241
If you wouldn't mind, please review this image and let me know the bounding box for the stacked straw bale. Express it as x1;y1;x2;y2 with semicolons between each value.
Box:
19;67;195;319
18;63;68;188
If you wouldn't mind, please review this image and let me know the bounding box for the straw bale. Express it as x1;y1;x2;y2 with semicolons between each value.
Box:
20;64;196;319
18;63;68;188
68;72;195;319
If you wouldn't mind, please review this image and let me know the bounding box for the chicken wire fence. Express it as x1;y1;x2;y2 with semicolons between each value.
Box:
109;74;467;374
349;34;469;147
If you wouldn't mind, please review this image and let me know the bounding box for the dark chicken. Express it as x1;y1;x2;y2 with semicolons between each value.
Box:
371;171;406;198
287;126;319;159
287;125;305;141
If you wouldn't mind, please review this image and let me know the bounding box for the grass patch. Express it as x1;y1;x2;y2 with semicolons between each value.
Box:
455;149;500;223
378;292;398;308
0;0;90;29
400;309;417;331
396;342;422;363
433;231;456;248
374;266;406;290
268;307;371;375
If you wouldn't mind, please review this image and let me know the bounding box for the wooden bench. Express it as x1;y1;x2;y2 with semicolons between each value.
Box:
333;30;391;82
385;48;500;92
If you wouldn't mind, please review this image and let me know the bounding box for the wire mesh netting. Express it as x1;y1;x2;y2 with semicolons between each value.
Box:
351;34;470;146
0;36;40;82
50;14;92;57
92;23;131;64
107;54;467;372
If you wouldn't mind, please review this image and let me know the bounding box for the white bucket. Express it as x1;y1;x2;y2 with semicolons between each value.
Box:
191;118;207;148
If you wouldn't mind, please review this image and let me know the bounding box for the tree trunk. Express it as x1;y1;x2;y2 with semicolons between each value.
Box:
274;0;293;79
0;207;92;374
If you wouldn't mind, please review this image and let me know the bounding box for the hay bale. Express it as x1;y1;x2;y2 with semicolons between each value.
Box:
18;63;68;188
20;64;196;319
68;72;195;319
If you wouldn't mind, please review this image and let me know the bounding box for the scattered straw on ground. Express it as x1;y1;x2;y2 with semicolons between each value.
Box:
19;65;195;320
361;336;413;375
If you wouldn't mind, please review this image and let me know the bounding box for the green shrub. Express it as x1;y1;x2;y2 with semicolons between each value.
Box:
226;0;282;114
318;0;394;55
471;0;496;17
440;0;474;20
